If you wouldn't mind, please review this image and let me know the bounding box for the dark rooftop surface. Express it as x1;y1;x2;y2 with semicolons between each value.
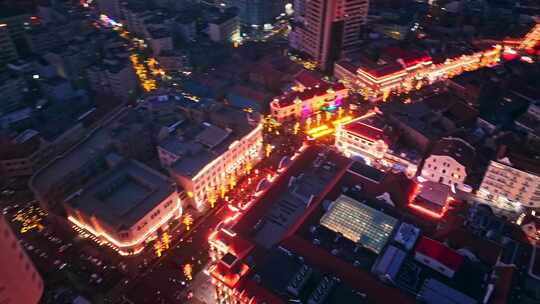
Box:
347;161;386;183
65;160;175;230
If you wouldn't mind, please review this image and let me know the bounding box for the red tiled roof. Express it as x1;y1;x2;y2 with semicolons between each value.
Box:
415;237;464;271
294;70;321;88
435;227;502;265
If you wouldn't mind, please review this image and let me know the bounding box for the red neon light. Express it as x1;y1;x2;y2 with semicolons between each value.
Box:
67;197;182;250
408;203;445;219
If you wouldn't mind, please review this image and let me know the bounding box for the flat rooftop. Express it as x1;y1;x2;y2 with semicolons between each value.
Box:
66;160;175;230
30;107;138;197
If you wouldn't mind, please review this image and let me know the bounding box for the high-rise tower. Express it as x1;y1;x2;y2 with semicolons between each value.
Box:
0;214;43;304
290;0;369;71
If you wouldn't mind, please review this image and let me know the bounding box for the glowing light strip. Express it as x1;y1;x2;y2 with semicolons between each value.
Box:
221;228;237;237
408;203;444;219
193;123;262;181
331;116;353;126
309;128;335;139
68;197;181;249
306;125;329;134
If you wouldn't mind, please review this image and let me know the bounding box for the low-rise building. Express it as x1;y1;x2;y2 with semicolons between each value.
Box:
86;58;137;101
0;214;43;304
0;71;26;114
64;159;181;255
420;137;475;192
0;23;18;67
335;111;420;177
409;181;453;219
148;28;173;56
414;237;464;278
334;48;433;101
270;76;347;123
154;97;264;211
478;148;540;209
207;8;241;44
0;130;51;178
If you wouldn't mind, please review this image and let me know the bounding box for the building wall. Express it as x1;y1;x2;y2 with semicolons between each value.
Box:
0;75;25;114
270;87;348;123
170;124;264;211
0;215;43;304
414;251;456;278
335;124;418;177
208;16;240;43
0;24;18;67
291;0;368;70
149;35;173;56
420;155;466;190
335;124;388;160
66;190;181;255
478;160;540;208
86;64;137;101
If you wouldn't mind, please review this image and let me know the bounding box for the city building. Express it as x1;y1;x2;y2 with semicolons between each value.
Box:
335;111;420;177
222;0;285;27
289;0;369;70
0;71;26;114
0;7;31;47
207;142;508;304
0;23;18;67
86;58;137;101
161;122;263;211
172;14;196;43
64;159;181;255
334;48;433;101
335;45;502;101
379;93;478;152
156;50;190;73
414;237;464;278
478;148;540;209
0;214;43;304
96;0;122;19
408;181;453;219
24;24;63;55
320;194;398;254
148;28;173;56
153;95;264;211
0;129;52;178
420;137;475;192
417;278;477;304
207;8;241;44
29;107;155;215
270;74;348;123
371;245;407;283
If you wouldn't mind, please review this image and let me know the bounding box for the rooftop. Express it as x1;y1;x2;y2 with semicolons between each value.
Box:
65;159;175;230
30;108;144;198
430;137;475;168
342;112;393;143
337;47;432;78
320;195;398;254
272;79;346;108
415;237;464;272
